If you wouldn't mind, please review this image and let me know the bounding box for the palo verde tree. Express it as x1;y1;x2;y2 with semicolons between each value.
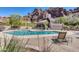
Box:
9;14;21;26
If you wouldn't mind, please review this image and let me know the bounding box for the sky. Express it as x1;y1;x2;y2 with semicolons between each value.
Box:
0;7;76;16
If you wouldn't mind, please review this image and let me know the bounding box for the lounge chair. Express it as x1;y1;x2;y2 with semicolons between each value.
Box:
52;32;68;45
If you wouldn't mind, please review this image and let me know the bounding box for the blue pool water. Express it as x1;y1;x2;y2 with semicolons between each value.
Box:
6;30;58;36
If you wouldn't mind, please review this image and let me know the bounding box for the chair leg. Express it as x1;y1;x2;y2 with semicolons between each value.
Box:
52;39;55;43
62;38;68;45
52;39;60;43
67;40;68;46
71;37;73;44
66;37;73;45
64;38;68;46
62;38;67;42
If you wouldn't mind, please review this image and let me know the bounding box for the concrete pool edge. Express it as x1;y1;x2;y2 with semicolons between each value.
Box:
2;29;78;39
2;29;58;39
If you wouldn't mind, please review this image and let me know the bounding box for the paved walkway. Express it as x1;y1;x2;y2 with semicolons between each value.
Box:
1;30;79;52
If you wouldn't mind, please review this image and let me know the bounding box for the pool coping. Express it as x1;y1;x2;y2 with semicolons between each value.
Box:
1;29;58;39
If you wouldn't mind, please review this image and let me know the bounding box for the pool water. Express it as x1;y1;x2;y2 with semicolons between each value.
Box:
6;30;58;36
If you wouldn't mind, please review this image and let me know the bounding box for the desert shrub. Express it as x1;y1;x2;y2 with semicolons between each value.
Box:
55;17;68;24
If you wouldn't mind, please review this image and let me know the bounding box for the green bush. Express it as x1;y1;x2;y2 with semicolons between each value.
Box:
55;16;79;27
8;14;21;26
55;17;68;24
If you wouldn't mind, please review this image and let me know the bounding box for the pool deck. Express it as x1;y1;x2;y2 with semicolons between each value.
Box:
0;30;79;52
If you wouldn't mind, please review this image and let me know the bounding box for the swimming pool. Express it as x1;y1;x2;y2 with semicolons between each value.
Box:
6;30;58;36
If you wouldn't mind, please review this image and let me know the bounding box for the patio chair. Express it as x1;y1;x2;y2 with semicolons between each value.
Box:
52;32;68;45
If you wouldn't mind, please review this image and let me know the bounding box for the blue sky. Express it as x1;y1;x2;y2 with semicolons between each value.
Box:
0;7;76;16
